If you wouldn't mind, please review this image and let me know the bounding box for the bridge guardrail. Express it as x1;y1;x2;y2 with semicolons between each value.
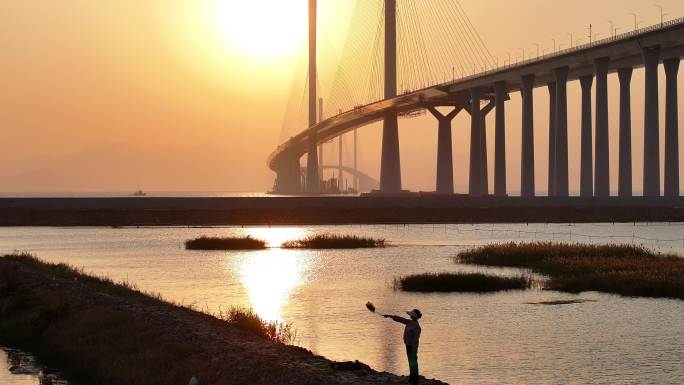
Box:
322;17;684;121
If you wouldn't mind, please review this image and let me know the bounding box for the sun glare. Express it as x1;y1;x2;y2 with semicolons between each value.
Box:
209;0;307;60
238;250;309;322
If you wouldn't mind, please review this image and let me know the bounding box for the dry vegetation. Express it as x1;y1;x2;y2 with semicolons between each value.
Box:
185;236;267;250
281;234;386;249
456;242;684;299
220;306;295;345
394;272;531;292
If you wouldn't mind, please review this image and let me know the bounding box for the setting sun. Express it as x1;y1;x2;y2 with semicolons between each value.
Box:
208;0;307;60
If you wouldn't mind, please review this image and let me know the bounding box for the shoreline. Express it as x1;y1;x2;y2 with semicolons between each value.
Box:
2;197;684;226
0;255;447;385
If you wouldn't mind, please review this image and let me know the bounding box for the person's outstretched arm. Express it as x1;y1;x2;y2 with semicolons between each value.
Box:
383;314;410;324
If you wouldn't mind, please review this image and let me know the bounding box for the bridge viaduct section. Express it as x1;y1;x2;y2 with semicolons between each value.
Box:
436;25;683;198
269;10;684;199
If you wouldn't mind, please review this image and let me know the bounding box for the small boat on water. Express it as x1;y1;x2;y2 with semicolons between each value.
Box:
131;190;147;197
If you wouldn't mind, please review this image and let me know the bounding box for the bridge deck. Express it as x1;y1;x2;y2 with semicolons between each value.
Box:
269;18;684;171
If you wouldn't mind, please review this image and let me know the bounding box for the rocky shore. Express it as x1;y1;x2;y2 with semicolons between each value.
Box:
0;255;447;385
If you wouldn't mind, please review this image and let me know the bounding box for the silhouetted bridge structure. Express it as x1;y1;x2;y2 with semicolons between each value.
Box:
269;0;684;201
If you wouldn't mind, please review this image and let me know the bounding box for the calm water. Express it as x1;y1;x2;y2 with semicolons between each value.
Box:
2;223;684;384
1;348;71;385
0;349;37;385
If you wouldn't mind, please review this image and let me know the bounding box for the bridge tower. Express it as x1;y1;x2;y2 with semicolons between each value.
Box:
379;0;402;192
305;0;320;193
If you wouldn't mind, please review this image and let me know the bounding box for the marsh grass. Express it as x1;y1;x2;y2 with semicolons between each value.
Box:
456;242;684;299
394;272;531;292
281;234;385;249
185;236;267;250
218;307;296;345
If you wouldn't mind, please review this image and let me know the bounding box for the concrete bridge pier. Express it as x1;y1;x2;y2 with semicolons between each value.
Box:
494;81;508;197
521;74;535;197
594;57;610;197
428;106;462;193
664;57;680;197
554;67;569;197
274;156;302;194
579;75;594;197
380;113;401;192
479;100;495;195
618;67;633;197
306;133;319;193
469;87;483;197
547;82;557;196
643;46;661;197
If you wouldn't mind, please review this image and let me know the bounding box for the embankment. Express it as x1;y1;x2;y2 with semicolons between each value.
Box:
0;255;447;385
2;196;684;226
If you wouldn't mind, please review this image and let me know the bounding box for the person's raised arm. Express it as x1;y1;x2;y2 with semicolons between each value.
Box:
383;314;410;324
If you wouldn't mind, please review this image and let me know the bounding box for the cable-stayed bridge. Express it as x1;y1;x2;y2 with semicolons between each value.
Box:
269;0;684;200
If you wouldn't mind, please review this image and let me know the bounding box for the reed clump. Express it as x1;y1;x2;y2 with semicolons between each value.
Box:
394;272;531;293
220;307;295;345
281;234;386;249
185;236;267;250
456;242;684;299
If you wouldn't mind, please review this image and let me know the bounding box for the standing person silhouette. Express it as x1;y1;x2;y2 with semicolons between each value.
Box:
383;309;422;385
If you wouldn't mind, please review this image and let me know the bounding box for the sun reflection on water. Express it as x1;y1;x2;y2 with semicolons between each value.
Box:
237;248;310;322
246;227;307;248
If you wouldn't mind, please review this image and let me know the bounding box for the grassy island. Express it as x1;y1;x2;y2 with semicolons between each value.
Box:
185;236;267;250
456;242;684;299
281;234;386;249
0;254;447;385
395;272;531;293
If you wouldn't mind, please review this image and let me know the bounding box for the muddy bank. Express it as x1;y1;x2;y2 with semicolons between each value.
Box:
2;196;684;226
0;255;447;385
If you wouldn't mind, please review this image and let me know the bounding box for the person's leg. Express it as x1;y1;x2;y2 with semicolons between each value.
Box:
406;345;419;384
412;349;419;385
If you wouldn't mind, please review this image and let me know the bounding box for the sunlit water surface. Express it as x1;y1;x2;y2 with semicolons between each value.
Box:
0;349;37;385
1;348;71;385
1;223;683;384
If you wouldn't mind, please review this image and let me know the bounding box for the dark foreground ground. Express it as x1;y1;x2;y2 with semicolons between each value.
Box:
2;196;684;226
0;255;447;385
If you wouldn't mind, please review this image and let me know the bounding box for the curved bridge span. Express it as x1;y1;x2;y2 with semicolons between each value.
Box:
269;16;684;197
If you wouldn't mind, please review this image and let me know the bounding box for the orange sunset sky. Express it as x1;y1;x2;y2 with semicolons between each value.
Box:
2;0;684;195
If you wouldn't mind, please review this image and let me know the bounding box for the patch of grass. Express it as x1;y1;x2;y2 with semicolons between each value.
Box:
219;307;296;345
281;234;385;249
394;272;530;292
456;242;684;299
185;236;267;250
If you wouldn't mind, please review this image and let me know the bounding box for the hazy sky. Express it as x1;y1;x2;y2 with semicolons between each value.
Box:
2;0;684;194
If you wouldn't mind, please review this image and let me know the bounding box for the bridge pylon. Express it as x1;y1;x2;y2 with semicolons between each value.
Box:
305;0;320;194
379;0;402;192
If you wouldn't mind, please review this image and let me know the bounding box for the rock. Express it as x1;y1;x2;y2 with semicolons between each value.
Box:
330;360;372;372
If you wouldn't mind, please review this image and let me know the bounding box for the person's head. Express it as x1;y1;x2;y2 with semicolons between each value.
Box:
407;309;422;321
